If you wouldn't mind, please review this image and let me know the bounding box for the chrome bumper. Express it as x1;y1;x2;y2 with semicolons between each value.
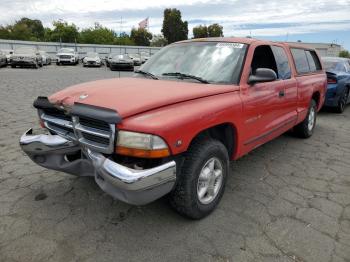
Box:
20;129;176;205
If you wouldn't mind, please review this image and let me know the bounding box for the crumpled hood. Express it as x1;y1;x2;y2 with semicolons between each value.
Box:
49;77;238;118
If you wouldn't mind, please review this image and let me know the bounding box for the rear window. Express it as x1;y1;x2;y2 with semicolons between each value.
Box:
291;48;322;75
306;51;322;72
291;49;310;74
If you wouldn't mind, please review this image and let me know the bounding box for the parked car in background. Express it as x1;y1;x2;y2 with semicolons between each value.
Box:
20;38;326;219
11;46;43;68
128;53;142;66
39;51;51;65
105;53;118;67
56;48;79;65
0;51;7;67
83;52;102;67
1;49;14;64
322;57;350;113
109;54;134;71
140;52;150;64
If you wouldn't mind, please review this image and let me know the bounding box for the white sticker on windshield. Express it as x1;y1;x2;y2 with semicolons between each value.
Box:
216;43;244;48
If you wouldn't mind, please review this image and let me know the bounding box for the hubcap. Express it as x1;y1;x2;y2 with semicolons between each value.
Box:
308;107;315;131
197;157;223;205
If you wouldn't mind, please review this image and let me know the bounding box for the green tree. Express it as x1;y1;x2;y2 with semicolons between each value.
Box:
208;23;223;37
339;50;350;58
114;32;135;46
161;8;188;44
150;34;168;47
80;23;116;44
48;20;79;43
130;28;153;46
193;25;208;38
0;18;45;41
0;25;11;39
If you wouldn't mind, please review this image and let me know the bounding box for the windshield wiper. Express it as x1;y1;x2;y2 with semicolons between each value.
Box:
162;72;209;84
134;70;159;80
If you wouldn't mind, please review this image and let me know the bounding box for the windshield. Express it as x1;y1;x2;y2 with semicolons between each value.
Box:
114;54;130;59
15;47;36;54
140;42;247;84
129;54;140;59
58;48;74;54
87;52;98;58
323;60;345;72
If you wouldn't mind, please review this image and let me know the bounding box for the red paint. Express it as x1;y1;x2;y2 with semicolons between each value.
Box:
48;38;326;160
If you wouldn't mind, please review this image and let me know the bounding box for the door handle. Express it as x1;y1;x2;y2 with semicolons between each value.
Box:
279;90;285;97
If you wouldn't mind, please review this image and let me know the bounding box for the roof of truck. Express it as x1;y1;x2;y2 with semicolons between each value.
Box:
177;37;318;51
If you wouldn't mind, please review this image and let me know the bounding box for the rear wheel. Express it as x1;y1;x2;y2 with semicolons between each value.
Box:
336;88;349;113
169;138;229;219
294;99;317;138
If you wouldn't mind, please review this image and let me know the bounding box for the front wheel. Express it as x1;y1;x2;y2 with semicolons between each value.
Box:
294;99;317;138
169;138;229;219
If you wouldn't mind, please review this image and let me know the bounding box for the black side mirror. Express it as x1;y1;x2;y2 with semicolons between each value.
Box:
248;68;277;84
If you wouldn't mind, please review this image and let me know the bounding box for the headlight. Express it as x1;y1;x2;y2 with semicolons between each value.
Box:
116;131;170;158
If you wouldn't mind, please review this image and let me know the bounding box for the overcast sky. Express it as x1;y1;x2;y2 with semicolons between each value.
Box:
1;0;350;49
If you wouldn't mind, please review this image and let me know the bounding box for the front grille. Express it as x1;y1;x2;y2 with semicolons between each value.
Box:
79;117;110;131
81;132;110;145
40;109;115;154
60;55;72;59
41;110;75;141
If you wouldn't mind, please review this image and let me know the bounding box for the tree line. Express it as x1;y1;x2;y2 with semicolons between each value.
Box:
0;9;224;47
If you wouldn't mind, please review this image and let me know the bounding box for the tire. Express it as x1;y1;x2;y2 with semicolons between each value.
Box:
56;62;60;66
11;65;16;68
169;138;229;219
335;87;349;113
294;99;317;138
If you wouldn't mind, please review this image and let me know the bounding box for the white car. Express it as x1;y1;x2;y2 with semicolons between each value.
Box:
83;52;102;67
39;51;52;65
56;48;79;65
1;49;14;64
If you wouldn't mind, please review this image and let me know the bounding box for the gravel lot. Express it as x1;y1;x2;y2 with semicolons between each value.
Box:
0;65;350;262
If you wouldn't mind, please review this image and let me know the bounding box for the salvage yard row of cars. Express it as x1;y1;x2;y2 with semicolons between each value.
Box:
18;37;350;220
0;47;150;71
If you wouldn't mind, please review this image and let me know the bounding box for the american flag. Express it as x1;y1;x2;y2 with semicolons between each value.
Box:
138;18;149;29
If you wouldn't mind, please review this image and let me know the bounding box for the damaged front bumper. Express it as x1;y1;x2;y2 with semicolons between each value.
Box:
20;128;176;205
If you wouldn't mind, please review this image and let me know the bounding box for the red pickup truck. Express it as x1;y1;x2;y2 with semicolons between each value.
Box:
20;38;326;219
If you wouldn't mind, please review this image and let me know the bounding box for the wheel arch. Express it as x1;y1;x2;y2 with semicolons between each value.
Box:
312;91;321;110
186;122;238;160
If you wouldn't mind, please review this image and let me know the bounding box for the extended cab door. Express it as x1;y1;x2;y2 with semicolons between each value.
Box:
239;44;298;152
290;48;325;123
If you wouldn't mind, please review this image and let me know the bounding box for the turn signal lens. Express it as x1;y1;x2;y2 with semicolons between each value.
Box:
116;146;170;158
116;131;170;158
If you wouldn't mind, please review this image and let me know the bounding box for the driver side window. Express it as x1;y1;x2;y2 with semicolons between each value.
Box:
251;45;278;76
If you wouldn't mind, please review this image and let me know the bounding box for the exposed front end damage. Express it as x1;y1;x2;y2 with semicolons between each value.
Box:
19;97;176;205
